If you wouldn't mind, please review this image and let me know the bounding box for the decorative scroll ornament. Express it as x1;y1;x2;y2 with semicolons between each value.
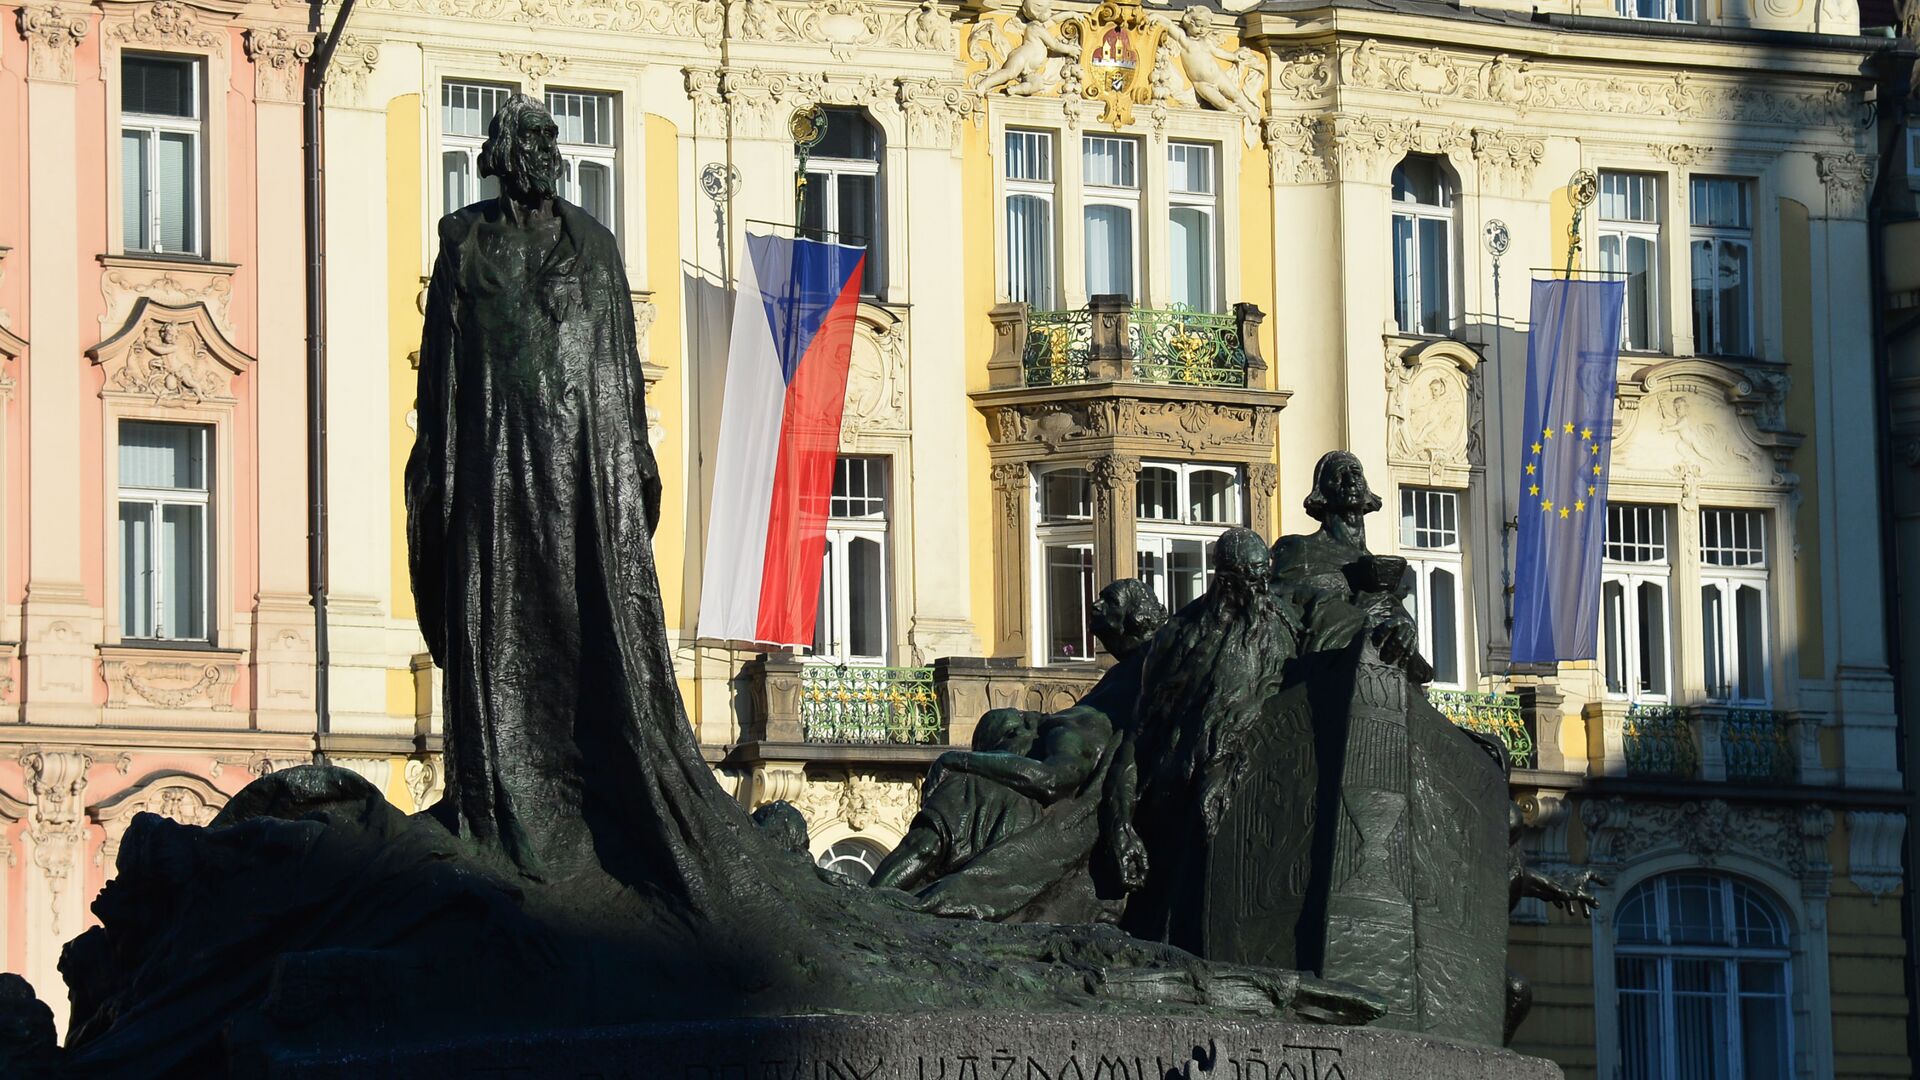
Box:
323;33;380;104
1815;152;1873;220
106;0;222;47
23;749;91;934
245;25;316;103
91;300;253;405
17;5;91;82
500;50;567;84
1581;796;1833;878
91;773;226;870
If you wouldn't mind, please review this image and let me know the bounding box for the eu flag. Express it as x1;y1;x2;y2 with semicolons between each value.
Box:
1511;279;1626;663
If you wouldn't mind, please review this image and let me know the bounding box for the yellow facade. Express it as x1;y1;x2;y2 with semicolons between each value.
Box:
312;0;1914;1073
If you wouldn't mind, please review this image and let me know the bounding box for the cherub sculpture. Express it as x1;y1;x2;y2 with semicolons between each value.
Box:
1155;8;1262;119
970;0;1082;97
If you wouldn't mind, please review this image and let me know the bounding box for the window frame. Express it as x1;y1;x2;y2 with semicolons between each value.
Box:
1033;464;1096;664
545;88;619;233
1166;140;1221;313
1689;175;1757;359
1596;170;1664;353
1389;154;1457;337
1602;504;1674;703
802;108;885;298
1004;128;1059;311
1698;508;1771;706
117;420;214;644
119;52;206;258
1613;872;1794;1080
1081;133;1143;301
439;79;516;217
811;456;891;666
1398;487;1467;689
1613;0;1695;21
1134;461;1245;614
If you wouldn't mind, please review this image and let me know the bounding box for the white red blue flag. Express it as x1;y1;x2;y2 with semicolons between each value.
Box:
698;233;867;649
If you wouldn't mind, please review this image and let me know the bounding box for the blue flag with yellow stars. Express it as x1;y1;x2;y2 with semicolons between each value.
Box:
1511;279;1626;664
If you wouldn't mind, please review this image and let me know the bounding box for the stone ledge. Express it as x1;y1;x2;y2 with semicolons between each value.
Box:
251;1011;1563;1080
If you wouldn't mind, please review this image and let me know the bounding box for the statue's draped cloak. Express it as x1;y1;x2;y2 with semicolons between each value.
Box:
406;200;758;902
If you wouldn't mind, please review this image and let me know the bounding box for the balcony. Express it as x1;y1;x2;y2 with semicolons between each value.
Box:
1428;689;1535;769
1716;707;1796;784
989;295;1267;391
1610;703;1798;784
798;664;942;745
1622;704;1701;780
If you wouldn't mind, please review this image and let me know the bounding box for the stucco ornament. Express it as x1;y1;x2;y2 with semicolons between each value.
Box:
968;0;1082;97
107;0;223;47
16;5;91;82
23;749;90;934
794;768;917;838
245;25;317;103
1582;797;1833;879
1150;7;1263;123
1844;811;1906;902
841;313;909;437
91;773;227;871
90;299;252;406
1613;360;1802;493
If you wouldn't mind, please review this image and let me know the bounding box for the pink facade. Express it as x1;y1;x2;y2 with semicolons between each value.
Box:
0;0;319;1028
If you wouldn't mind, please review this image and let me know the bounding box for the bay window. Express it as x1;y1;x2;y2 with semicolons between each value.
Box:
1035;466;1095;662
1699;508;1769;704
1597;171;1662;352
1005;129;1057;310
119;421;212;642
1398;487;1465;687
1391;155;1455;336
121;54;203;257
1135;462;1244;613
1690;177;1755;357
1603;504;1672;701
442;80;512;212
546;89;617;230
1167;142;1219;312
812;457;890;664
1082;135;1140;299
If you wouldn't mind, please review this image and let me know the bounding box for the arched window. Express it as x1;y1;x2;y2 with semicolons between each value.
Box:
801;108;884;297
816;837;889;884
1615;872;1792;1080
1390;154;1456;336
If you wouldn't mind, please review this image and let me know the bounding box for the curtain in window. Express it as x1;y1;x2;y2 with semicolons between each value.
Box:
156;131;195;254
1604;580;1627;694
121;423;204;489
1169;206;1212;310
578;161;612;226
1084;204;1134;298
847;536;883;659
838;173;878;292
1617;957;1663;1080
1168;539;1206;610
1714;240;1751;355
123;131;150;250
120;504;154;638
1417;218;1450;334
1006;194;1054;309
1430;567;1458;685
1392;214;1417;331
1735;585;1765;701
1625;234;1656;349
1637;581;1667;696
1702;583;1727;700
1045;545;1094;660
161;504;206;640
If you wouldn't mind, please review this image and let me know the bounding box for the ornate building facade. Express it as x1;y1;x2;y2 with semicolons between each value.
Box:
0;0;1911;1069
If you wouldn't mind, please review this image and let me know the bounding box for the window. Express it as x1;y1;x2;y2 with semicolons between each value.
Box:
812;457;889;664
1035;466;1095;662
1136;463;1244;613
119;421;211;642
1598;172;1661;352
1083;135;1140;299
121;55;203;256
1615;873;1792;1080
1399;487;1465;687
442;81;513;212
1167;142;1219;312
1391;155;1455;336
1603;504;1671;701
546;89;616;229
1005;129;1057;310
1700;509;1769;704
1690;177;1755;357
817;838;889;884
800;108;883;296
1615;0;1694;21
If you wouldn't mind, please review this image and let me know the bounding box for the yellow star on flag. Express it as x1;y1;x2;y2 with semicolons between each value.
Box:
1564;422;1576;434
1581;427;1593;440
1525;463;1536;475
1591;444;1600;455
1560;507;1570;519
1541;499;1554;513
1529;483;1540;496
1593;464;1603;476
1544;427;1554;439
1531;442;1542;455
1588;485;1597;496
1575;499;1587;512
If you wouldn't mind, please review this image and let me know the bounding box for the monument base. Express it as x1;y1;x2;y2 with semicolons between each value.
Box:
247;1011;1563;1079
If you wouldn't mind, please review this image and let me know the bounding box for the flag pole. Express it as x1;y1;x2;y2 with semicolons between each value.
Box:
1484;220;1515;659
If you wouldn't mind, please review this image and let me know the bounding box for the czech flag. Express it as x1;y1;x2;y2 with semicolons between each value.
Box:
698;233;866;649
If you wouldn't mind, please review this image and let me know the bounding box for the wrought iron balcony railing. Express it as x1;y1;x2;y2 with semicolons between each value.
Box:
1622;703;1701;780
1427;689;1535;769
799;665;942;745
998;297;1265;391
1718;707;1796;784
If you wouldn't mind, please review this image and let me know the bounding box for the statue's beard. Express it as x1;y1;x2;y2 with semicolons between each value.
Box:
501;145;559;203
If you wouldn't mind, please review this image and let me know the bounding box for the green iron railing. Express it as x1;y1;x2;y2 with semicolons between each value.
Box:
800;665;942;745
1129;306;1248;387
1720;707;1796;784
1427;689;1534;769
1623;703;1700;779
1022;308;1093;386
1021;305;1247;388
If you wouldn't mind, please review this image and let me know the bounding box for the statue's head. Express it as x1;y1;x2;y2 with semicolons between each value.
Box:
1019;0;1052;21
479;94;562;205
750;800;812;857
1214;526;1272;586
1090;578;1167;659
1180;7;1211;35
973;707;1041;756
1303;450;1382;523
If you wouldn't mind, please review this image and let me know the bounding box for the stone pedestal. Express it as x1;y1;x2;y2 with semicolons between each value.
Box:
248;1012;1563;1079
